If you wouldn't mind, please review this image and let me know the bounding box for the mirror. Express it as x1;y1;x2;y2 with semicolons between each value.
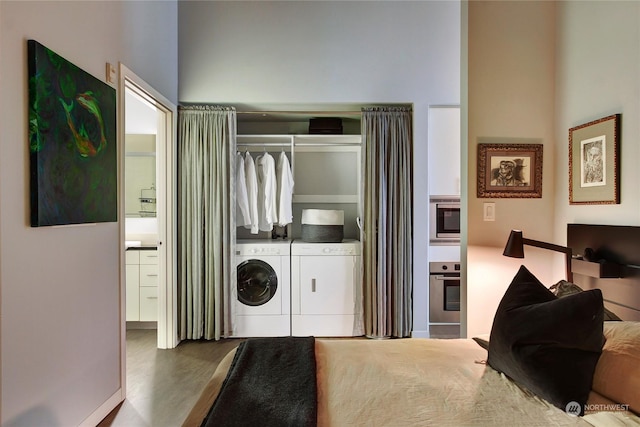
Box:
125;134;156;217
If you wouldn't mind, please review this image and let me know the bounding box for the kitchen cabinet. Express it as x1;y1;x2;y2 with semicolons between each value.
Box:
428;106;460;196
126;248;158;322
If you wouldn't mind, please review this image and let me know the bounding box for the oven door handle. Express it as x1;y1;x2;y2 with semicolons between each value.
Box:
432;275;460;281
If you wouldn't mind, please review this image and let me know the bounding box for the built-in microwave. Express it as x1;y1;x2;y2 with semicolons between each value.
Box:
429;196;460;245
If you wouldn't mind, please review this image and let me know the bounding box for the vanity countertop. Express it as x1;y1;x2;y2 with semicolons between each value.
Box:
125;240;158;250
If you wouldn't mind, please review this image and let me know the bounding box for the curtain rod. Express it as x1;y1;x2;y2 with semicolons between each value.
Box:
236;111;362;115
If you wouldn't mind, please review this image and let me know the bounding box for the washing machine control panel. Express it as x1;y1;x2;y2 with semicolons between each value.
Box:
248;247;283;255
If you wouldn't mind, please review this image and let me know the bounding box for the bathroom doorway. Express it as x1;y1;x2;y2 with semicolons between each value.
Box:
120;63;177;354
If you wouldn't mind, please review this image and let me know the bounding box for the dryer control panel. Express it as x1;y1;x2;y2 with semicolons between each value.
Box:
291;240;361;256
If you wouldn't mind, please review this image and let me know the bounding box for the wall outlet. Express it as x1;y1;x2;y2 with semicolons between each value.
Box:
483;202;496;221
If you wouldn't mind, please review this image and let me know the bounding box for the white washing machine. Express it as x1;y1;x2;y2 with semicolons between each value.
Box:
232;239;291;337
291;240;362;337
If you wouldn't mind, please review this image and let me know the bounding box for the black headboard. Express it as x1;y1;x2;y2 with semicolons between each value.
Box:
567;223;640;321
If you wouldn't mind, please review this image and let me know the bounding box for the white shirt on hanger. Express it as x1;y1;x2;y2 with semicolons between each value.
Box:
256;152;278;232
235;152;251;227
243;152;259;234
276;151;294;227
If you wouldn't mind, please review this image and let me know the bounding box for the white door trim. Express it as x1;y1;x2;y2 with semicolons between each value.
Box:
118;63;178;363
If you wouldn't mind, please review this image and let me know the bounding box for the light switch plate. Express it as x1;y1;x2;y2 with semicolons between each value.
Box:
483;202;495;221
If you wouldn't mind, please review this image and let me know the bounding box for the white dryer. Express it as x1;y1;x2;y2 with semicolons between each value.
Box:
291;240;362;337
232;239;291;337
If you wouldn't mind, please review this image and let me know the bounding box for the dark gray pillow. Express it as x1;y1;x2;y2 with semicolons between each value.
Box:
488;266;604;415
472;336;489;351
550;280;622;321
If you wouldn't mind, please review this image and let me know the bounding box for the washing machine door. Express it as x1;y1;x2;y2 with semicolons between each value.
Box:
237;259;278;306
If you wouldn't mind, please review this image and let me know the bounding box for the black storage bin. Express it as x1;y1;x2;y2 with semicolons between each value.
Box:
309;117;343;135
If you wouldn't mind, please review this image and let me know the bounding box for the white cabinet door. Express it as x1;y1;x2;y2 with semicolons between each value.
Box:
298;256;356;315
428;106;460;195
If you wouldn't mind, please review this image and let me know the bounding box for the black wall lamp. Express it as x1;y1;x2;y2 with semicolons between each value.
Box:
503;230;573;282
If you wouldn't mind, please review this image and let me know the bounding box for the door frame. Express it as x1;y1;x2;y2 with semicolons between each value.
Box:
118;63;178;373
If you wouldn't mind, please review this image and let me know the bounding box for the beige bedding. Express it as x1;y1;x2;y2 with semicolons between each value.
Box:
183;337;640;427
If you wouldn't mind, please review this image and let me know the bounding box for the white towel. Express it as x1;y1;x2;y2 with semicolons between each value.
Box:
256;152;278;232
243;152;259;234
235;153;251;227
276;151;294;226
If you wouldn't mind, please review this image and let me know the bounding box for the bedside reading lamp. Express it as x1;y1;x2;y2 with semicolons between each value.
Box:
503;229;573;282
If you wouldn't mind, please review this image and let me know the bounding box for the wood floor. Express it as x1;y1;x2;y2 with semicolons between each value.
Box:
98;329;243;427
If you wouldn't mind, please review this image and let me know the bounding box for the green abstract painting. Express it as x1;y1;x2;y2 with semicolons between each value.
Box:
28;40;117;226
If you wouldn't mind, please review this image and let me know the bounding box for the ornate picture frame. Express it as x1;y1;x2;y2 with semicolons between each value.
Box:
477;143;543;198
569;114;620;205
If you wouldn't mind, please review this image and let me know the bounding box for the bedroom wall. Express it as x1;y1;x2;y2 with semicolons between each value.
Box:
0;1;177;425
177;1;461;337
554;2;640;235
466;0;640;337
466;1;558;336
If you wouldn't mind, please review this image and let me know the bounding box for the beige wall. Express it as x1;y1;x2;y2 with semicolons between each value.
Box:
0;1;177;424
466;1;559;336
466;0;640;337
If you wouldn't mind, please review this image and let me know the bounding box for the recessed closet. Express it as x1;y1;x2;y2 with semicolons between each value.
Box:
234;108;364;337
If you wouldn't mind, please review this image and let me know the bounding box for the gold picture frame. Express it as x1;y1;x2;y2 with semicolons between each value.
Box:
569;114;620;205
477;143;543;198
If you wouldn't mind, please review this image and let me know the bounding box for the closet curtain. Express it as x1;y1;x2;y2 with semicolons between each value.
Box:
361;107;413;338
178;105;236;340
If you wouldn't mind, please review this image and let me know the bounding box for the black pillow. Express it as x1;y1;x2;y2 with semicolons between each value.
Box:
472;336;490;351
549;279;622;321
487;265;604;416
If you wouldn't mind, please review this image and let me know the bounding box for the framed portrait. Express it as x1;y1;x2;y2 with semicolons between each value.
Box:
477;143;543;198
569;114;620;205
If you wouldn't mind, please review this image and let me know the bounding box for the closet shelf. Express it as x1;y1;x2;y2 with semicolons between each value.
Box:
571;259;622;278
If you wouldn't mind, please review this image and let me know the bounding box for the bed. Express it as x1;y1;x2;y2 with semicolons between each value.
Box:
183;224;640;427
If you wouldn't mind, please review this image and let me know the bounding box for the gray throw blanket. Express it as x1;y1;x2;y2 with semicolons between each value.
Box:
201;336;317;427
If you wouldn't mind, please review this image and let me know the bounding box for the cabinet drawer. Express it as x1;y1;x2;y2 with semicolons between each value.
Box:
125;265;140;321
126;250;140;265
140;264;159;286
139;250;159;265
139;286;158;321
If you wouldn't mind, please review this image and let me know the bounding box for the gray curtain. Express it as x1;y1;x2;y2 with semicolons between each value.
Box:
362;107;413;338
178;105;236;340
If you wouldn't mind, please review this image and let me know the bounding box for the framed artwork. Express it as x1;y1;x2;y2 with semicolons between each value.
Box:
477;143;543;198
28;40;117;226
569;114;620;205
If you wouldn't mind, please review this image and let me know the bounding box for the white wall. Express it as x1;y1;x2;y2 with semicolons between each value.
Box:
178;0;461;336
554;1;640;236
0;1;177;425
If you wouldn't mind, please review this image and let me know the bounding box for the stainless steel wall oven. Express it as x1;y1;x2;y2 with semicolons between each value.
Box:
429;262;460;338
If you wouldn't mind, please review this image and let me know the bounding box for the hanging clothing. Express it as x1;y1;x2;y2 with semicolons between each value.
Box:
235;152;251;227
276;151;294;226
244;152;259;234
256;152;278;232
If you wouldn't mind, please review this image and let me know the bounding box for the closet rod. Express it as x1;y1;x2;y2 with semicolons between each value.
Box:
237;142;292;146
236;110;362;116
